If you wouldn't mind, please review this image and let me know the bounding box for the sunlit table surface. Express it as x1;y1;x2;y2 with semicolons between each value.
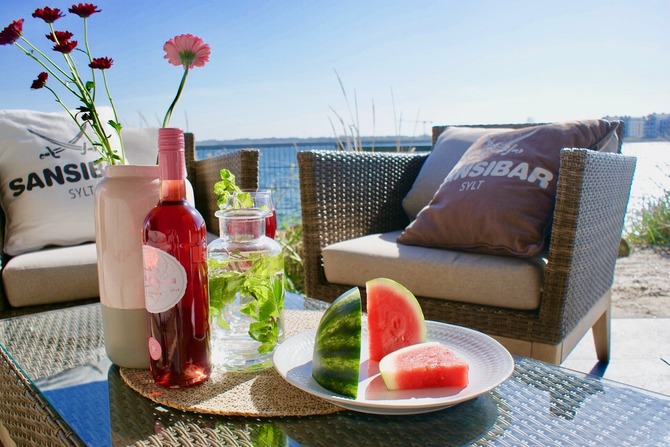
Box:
1;292;669;447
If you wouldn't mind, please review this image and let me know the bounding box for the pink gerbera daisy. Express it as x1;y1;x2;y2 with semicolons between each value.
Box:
161;34;210;128
163;34;210;70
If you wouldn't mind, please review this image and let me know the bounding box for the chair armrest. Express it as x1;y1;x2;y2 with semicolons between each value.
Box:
0;209;7;312
298;150;427;299
542;149;636;333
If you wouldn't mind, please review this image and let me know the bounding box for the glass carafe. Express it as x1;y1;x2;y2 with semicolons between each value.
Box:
207;208;285;371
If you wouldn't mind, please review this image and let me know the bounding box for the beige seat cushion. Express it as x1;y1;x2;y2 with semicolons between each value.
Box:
322;231;546;310
2;243;98;307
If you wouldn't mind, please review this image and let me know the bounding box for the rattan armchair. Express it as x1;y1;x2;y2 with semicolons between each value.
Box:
298;124;636;364
0;134;259;318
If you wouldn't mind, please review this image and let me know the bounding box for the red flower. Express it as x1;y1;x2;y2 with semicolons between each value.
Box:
68;4;101;18
46;30;73;43
30;72;48;89
32;7;64;23
53;40;78;53
0;19;24;45
89;57;113;70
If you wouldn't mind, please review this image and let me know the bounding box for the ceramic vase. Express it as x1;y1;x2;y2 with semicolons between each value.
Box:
94;164;160;368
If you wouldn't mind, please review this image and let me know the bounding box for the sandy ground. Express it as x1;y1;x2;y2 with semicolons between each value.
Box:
612;248;670;318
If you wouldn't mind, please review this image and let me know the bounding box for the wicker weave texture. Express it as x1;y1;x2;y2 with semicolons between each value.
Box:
0;345;85;446
298;150;425;305
298;124;636;352
1;299;669;446
544;149;637;336
0;305;103;445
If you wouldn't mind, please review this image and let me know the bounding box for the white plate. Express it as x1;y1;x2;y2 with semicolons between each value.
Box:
273;320;514;415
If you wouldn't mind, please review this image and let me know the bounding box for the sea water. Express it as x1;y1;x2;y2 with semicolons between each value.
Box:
196;141;429;225
622;141;670;211
197;140;670;229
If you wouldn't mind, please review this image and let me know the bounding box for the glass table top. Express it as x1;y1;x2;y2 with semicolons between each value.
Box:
1;293;669;447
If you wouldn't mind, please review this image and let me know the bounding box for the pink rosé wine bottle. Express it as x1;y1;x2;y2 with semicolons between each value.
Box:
142;128;211;388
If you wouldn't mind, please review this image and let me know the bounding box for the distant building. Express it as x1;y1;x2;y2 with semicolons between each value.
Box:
604;113;670;140
626;117;645;139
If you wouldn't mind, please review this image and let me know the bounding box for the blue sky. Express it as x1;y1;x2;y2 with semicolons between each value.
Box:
1;0;668;140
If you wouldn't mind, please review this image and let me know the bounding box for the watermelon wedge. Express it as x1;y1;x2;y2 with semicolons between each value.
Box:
366;278;426;362
379;342;469;390
312;287;362;398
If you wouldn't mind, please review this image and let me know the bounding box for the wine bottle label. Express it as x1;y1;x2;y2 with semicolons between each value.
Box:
142;245;187;313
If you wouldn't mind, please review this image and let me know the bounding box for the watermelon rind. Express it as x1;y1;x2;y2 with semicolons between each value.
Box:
312;287;362;398
366;278;427;362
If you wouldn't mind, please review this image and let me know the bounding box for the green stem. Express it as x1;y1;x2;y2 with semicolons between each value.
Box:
16;30;100;157
101;69;125;163
15;39;104;160
162;67;189;128
79;20;124;164
48;24;116;164
44;85;95;143
15;39;79;97
82;17;96;103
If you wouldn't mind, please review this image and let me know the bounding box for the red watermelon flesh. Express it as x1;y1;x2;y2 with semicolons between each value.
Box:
366;278;426;362
379;342;469;390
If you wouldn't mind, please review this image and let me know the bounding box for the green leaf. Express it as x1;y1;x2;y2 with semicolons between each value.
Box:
214;169;240;210
212;168;257;210
208;251;284;354
107;120;122;132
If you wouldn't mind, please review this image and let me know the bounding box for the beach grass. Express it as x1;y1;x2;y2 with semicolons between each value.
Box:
277;222;305;294
626;186;670;247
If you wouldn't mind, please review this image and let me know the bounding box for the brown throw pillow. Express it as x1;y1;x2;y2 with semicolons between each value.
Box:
397;120;620;257
401;126;512;219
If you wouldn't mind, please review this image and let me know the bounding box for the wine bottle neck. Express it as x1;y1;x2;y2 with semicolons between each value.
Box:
158;127;186;181
160;179;187;202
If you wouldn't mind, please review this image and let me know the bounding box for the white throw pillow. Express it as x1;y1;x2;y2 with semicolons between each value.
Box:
402;126;512;220
0;109;158;256
123;127;159;165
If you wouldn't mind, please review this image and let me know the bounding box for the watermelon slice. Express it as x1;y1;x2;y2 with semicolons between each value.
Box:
366;278;426;362
379;342;469;390
312;287;362;398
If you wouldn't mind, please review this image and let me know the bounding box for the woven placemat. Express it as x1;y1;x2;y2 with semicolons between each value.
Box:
120;309;343;417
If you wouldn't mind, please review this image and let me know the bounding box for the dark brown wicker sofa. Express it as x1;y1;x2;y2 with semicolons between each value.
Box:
0;133;259;318
298;123;636;364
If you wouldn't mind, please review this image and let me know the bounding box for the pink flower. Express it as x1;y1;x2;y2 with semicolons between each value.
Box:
68;4;101;18
89;57;113;70
163;34;210;69
30;72;48;89
161;34;210;128
0;19;24;45
32;7;64;23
